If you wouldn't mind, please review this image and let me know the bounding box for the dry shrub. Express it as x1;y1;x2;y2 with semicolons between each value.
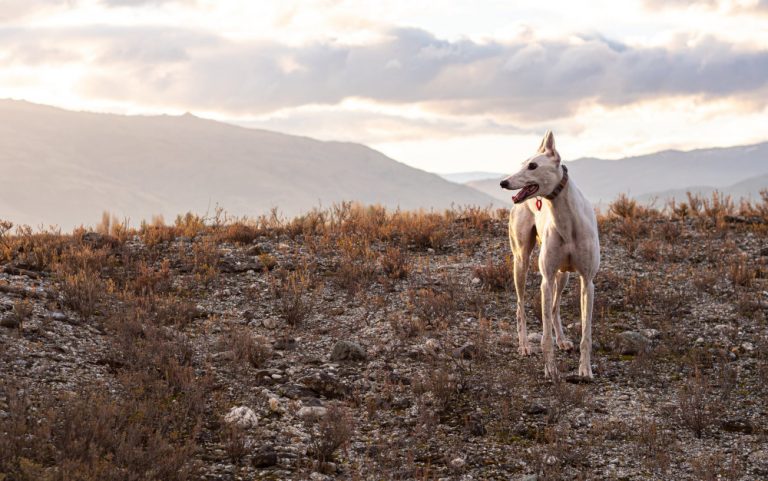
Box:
174;212;208;238
306;403;354;465
271;268;315;327
728;253;755;287
678;366;720;438
216;222;261;245
0;219;13;263
609;193;638;219
221;423;248;464
632;416;674;474
389;313;425;339
408;287;456;326
10;299;34;328
95;211;130;243
624;274;654;309
546;381;587;425
129;259;172;297
380;245;410;280
191;238;219;284
334;236;378;294
702;191;734;229
225;326;272;368
413;362;459;414
472;256;513;291
6;225;66;271
691;451;745;481
56;246;109;320
140;216;177;247
637;239;662;262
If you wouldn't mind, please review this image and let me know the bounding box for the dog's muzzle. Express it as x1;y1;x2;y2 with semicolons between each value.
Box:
500;179;511;189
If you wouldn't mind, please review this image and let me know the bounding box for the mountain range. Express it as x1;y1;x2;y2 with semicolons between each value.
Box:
452;143;768;208
0;100;500;230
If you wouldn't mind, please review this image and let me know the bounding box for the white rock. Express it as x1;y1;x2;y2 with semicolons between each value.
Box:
742;342;755;351
298;406;328;420
424;338;441;355
527;332;542;344
695;337;705;344
262;317;278;329
268;398;281;412
471;277;481;285
224;406;258;428
450;457;466;469
640;328;661;340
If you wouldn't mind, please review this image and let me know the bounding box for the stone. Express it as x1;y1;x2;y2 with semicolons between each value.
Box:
0;314;19;328
616;331;650;355
330;340;368;362
721;418;755;434
224;406;258;428
527;332;542;344
452;343;478;360
450;457;466;469
268;398;281;412
298;406;328;420
742;342;755;352
251;446;278;468
262;317;278;329
299;371;348;399
640;328;661;340
424;338;441;355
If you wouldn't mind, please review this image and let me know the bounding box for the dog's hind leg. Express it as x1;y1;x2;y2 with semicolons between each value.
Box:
552;271;574;351
578;275;595;378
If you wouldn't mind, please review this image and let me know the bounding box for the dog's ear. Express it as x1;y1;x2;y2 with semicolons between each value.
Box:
539;130;560;162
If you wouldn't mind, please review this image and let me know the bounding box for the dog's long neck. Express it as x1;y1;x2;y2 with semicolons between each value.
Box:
542;166;581;241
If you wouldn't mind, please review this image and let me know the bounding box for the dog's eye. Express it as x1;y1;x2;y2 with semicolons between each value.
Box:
527;162;538;170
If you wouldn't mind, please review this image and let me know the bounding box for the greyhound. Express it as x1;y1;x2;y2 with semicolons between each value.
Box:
500;131;600;379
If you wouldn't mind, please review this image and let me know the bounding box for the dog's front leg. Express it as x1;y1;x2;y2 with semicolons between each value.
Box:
540;275;559;381
578;276;595;378
514;256;532;356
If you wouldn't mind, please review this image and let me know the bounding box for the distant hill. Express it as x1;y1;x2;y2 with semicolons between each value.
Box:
439;171;506;184
637;173;768;205
0;100;502;230
461;143;768;206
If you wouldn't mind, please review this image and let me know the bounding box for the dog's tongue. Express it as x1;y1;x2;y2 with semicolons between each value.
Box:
513;184;538;203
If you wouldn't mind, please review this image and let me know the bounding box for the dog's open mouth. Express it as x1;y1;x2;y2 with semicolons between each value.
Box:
512;184;539;203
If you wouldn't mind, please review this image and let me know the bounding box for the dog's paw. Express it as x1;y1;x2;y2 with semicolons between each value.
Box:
556;338;575;351
578;364;594;379
518;343;533;356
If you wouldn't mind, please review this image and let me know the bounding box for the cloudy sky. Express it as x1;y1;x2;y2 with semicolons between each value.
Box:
2;0;767;173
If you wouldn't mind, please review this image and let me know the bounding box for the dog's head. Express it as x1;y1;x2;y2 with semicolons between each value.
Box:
500;130;562;204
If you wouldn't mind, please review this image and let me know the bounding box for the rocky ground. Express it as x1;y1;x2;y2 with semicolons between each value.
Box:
1;199;767;480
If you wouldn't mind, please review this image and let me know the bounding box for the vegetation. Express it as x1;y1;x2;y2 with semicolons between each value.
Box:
0;191;766;480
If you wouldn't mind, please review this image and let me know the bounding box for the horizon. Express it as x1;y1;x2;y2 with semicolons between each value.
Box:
2;1;767;173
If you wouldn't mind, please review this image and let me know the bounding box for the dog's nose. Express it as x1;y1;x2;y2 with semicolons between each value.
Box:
500;179;509;189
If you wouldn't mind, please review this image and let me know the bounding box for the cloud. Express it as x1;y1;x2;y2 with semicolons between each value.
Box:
643;0;768;13
0;0;77;22
3;25;768;122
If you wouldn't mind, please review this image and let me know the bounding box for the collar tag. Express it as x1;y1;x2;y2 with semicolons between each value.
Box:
535;197;542;211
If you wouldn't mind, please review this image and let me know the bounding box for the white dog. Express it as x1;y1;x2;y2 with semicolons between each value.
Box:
500;131;600;379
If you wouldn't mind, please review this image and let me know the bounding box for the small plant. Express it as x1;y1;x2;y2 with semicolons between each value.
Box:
271;268;315;327
472;256;514;291
380;245;410;280
225;326;272;368
408;287;456;327
677;366;719;438
306;403;354;465
11;299;34;329
728;253;754;287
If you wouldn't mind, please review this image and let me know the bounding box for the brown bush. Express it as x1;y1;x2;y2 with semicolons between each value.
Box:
306;403;354;465
380;245;410;280
472;256;513;291
56;247;109;320
225;326;272;369
271;268;316;327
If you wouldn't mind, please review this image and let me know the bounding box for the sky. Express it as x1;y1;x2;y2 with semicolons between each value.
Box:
1;0;767;174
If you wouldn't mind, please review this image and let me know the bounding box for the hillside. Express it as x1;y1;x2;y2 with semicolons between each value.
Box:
1;202;767;479
458;142;768;206
638;173;768;204
0;100;500;229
